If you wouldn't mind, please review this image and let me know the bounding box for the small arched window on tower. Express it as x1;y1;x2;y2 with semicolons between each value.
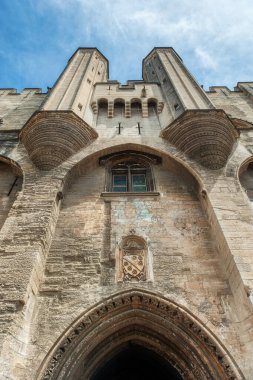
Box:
131;99;142;117
147;98;158;117
98;98;108;117
114;98;125;117
99;151;161;194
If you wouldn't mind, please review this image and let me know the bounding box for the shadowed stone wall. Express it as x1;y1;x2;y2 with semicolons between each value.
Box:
28;159;241;379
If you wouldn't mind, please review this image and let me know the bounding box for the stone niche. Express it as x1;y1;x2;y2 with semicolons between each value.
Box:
20;111;98;170
161;109;239;170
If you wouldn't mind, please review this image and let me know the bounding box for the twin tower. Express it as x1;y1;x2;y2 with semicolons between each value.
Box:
20;47;240;172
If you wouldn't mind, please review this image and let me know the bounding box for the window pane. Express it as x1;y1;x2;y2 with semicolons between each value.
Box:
113;175;127;186
113;186;127;192
132;174;147;192
132;174;146;186
133;185;147;192
112;175;127;192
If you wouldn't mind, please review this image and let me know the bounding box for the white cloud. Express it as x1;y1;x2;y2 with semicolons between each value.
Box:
2;0;253;89
195;48;218;70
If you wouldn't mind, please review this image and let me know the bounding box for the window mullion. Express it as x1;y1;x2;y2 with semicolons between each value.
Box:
127;166;131;192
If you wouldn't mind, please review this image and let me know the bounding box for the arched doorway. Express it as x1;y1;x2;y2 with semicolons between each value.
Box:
91;343;182;380
38;290;243;380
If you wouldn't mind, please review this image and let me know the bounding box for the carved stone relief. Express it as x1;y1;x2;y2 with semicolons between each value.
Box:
122;238;146;281
116;235;148;282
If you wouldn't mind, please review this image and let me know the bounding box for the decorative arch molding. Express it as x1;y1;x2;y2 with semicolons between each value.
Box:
37;290;243;380
97;97;108;106
62;142;203;195
114;97;125;105
223;142;253;178
99;150;161;166
99;150;160;193
238;156;253;177
147;97;158;105
0;155;23;177
130;97;142;105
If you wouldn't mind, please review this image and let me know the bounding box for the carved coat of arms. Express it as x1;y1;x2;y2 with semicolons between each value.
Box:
122;239;145;281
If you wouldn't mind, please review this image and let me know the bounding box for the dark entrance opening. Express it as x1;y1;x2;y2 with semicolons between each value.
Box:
91;343;183;380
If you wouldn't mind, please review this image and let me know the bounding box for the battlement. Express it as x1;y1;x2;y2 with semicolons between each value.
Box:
0;88;46;96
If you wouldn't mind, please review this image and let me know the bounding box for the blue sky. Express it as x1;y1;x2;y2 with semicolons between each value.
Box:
1;0;253;92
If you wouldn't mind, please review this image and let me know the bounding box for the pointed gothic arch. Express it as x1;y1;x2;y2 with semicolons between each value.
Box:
63;142;203;194
37;290;243;380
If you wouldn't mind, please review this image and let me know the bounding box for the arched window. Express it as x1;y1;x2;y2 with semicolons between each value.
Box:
111;161;150;192
98;98;108;117
131;99;142;117
114;99;125;117
100;151;160;193
148;98;158;117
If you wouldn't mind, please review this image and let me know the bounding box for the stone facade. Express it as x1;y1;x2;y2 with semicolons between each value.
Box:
0;47;253;379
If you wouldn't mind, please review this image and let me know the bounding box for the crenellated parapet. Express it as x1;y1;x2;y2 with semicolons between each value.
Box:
161;109;239;169
0;88;47;131
20;110;98;170
237;82;253;100
91;81;164;119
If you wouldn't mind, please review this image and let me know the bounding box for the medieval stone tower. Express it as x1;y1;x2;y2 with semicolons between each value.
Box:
0;47;253;379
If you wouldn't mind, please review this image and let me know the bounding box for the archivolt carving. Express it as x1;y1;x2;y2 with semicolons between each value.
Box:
38;290;243;380
0;155;23;176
